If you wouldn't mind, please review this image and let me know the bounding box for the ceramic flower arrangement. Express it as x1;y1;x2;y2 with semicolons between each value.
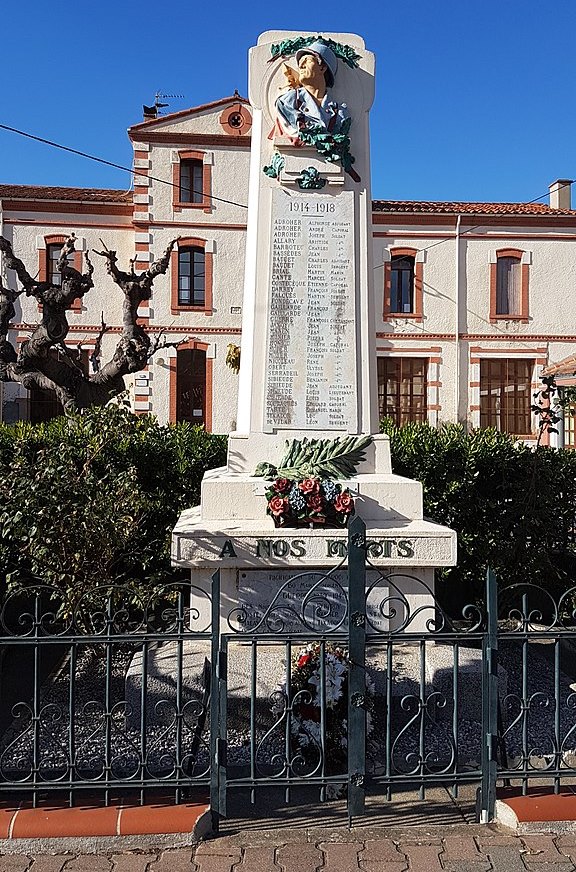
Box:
265;476;354;527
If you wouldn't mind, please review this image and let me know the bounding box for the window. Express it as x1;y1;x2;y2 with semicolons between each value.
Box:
178;247;205;306
378;357;428;425
172;150;211;212
171;238;213;314
563;402;576;449
383;248;423;319
390;254;415;314
490;248;529;321
480;359;533;434
175;348;207;424
496;255;521;315
179;159;203;204
46;243;74;286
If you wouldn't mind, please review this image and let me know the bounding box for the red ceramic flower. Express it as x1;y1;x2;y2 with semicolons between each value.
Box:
297;653;311;668
334;491;354;513
299;478;320;494
268;495;287;516
274;478;291;493
307;494;324;512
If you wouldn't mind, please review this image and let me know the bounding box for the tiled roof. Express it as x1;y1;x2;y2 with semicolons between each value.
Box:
542;355;576;376
0;185;132;203
373;199;576;216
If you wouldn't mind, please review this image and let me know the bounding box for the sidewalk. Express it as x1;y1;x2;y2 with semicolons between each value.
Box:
2;828;576;871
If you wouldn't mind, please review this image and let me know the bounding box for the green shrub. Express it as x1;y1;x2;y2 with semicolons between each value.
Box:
381;419;576;612
0;406;227;612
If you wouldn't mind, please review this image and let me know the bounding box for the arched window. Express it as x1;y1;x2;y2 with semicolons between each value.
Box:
490;248;529;321
170;238;213;314
383;247;423;319
172;150;211;212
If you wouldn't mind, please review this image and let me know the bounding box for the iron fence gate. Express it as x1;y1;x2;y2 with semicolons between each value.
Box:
0;518;575;826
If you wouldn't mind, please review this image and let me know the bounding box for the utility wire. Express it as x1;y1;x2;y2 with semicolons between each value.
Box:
0;123;249;210
1;121;572;265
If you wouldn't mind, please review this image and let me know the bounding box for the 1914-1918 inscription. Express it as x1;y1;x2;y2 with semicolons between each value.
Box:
265;190;357;431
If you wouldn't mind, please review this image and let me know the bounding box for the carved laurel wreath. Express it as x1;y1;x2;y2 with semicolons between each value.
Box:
254;434;373;480
269;35;361;69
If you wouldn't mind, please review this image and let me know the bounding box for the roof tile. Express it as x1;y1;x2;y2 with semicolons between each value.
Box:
0;184;132;203
373;199;576;216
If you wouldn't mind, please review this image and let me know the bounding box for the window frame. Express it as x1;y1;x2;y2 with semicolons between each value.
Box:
489;248;529;322
169;340;213;430
377;356;428;425
172;150;211;213
383;247;423;320
38;235;84;312
170;238;213;315
479;358;534;436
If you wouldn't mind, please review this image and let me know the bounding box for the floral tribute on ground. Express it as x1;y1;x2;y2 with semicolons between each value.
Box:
273;643;374;771
266;477;354;527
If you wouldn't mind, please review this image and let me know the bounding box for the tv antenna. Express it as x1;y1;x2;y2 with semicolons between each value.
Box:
143;92;185;119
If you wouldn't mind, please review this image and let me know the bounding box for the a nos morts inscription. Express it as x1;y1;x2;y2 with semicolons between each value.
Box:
265;190;356;431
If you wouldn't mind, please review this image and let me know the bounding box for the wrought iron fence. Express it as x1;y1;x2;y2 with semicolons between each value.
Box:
1;520;575;825
0;580;215;807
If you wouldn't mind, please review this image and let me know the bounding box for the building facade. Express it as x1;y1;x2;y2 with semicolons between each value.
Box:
1;96;576;445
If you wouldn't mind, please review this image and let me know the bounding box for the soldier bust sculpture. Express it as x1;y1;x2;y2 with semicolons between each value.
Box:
275;40;350;139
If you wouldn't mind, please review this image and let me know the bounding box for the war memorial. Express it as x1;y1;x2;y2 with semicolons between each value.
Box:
171;31;456;626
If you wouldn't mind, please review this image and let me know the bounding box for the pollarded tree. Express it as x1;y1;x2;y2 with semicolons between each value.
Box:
0;234;179;411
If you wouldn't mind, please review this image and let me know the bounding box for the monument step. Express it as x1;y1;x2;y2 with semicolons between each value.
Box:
199;469;424;522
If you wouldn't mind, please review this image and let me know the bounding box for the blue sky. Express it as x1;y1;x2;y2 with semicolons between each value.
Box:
1;0;574;204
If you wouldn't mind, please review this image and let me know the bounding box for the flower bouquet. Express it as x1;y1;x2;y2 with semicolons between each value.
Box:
279;643;374;772
265;477;354;528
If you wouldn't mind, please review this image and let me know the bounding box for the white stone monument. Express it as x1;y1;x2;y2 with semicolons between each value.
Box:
171;31;456;632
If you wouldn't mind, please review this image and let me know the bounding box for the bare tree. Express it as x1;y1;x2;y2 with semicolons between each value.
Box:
0;234;178;411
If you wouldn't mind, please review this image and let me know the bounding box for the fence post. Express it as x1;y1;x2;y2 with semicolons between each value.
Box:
480;567;498;822
210;569;223;831
348;515;367;822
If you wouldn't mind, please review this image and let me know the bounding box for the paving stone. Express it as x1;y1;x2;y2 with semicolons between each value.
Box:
481;846;525;871
29;859;71;872
523;865;576;872
477;834;522;849
396;845;442;872
276;844;322;872
110;855;158;872
558;837;576;851
234;847;279;870
441;835;490;872
148;850;196;872
521;836;572;864
193;856;236;872
360;840;406;864
319;841;363;871
63;860;112;872
0;858;31;872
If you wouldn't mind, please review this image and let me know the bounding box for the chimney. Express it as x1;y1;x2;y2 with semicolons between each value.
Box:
549;179;572;210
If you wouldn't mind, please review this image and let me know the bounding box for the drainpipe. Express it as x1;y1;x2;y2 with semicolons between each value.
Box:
454;214;462;424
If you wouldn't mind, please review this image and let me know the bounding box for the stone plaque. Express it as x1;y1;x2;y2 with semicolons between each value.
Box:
235;568;389;634
264;190;357;431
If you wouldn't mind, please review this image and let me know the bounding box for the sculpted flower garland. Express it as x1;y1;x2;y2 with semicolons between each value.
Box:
265;477;355;527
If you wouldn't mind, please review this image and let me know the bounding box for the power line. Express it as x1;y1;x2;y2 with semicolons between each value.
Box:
1;121;572;264
0;123;249;210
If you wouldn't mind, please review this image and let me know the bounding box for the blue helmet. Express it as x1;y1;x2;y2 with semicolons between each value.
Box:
295;41;338;87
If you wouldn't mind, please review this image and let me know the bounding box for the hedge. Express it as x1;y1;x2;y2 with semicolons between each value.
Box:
0;405;227;610
381;419;576;612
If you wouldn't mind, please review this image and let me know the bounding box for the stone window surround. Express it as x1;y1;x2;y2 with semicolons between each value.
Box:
382;247;425;321
36;234;85;313
170;237;215;315
489;247;531;323
171;149;213;214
